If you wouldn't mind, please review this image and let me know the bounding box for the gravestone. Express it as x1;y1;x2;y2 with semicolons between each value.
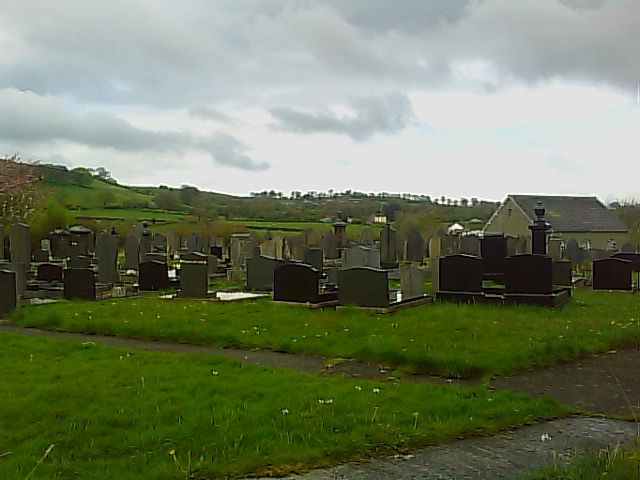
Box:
620;242;635;253
285;236;305;261
379;224;398;269
166;230;181;255
63;268;95;300
405;229;426;263
303;247;324;272
210;245;223;259
273;236;285;260
505;254;553;295
440;235;459;256
304;229;320;247
342;245;380;269
400;266;424;300
96;231;118;284
10;223;30;266
180;252;209;298
360;228;376;246
459;236;480;256
0;225;4;260
547;238;563;261
338;267;389;308
438;254;483;293
481;233;507;282
68;225;92;257
563;238;583;267
152;233;166;253
1;262;27;298
428;236;441;260
246;255;284;291
32;249;49;262
611;252;640;271
261;239;277;258
36;263;63;282
50;229;71;259
122;234;140;270
552;261;572;287
138;261;170;291
67;256;91;269
0;269;17;316
186;232;204;253
592;257;632;290
273;263;336;303
319;232;339;260
139;227;153;262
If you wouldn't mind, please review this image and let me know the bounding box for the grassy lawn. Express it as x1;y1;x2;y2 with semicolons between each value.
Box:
11;289;639;379
74;208;185;222
0;333;565;479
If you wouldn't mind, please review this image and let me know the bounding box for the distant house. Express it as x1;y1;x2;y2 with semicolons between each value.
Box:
371;210;388;224
483;195;629;251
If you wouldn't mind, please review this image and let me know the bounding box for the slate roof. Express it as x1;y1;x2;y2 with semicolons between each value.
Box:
509;195;628;233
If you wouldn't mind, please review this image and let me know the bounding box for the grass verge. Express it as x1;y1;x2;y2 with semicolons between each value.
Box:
11;289;639;379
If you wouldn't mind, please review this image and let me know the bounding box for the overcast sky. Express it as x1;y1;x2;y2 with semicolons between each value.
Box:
1;0;638;203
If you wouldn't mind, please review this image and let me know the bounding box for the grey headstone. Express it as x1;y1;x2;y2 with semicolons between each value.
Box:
139;229;153;261
261;239;277;258
440;235;459;256
620;242;635;253
68;225;92;257
380;224;398;268
459;236;480;256
50;229;70;259
152;233;167;253
246;255;285;291
10;223;30;265
0;269;17;316
338;267;389;308
303;247;324;272
552;261;572;287
342;245;380;269
405;229;426;263
96;231;118;284
547;238;562;261
319;232;339;260
180;252;209;298
360;228;375;246
400;266;424;300
186;232;204;253
122;234;140;270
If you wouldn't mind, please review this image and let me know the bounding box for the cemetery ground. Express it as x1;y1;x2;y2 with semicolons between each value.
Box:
1;289;638;479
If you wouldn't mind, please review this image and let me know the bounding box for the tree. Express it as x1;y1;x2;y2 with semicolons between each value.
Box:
0;154;43;223
153;190;182;211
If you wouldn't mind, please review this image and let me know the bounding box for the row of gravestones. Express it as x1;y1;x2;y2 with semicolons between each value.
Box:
271;263;427;308
432;233;637;267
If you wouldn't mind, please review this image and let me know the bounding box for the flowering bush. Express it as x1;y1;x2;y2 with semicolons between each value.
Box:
0;154;42;223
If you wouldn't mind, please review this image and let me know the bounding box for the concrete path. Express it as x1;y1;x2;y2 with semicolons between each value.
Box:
277;417;638;479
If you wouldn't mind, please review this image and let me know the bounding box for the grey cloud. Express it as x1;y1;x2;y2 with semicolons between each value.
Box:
189;106;234;124
0;88;268;171
558;0;604;9
198;132;270;171
269;94;415;141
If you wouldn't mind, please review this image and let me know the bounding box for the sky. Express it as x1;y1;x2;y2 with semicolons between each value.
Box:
1;0;638;203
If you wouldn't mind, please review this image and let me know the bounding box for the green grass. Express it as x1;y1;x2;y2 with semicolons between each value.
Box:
10;289;639;379
519;442;640;479
53;179;153;209
0;333;566;479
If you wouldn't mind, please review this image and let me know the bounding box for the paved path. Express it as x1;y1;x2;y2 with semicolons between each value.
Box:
276;417;638;479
